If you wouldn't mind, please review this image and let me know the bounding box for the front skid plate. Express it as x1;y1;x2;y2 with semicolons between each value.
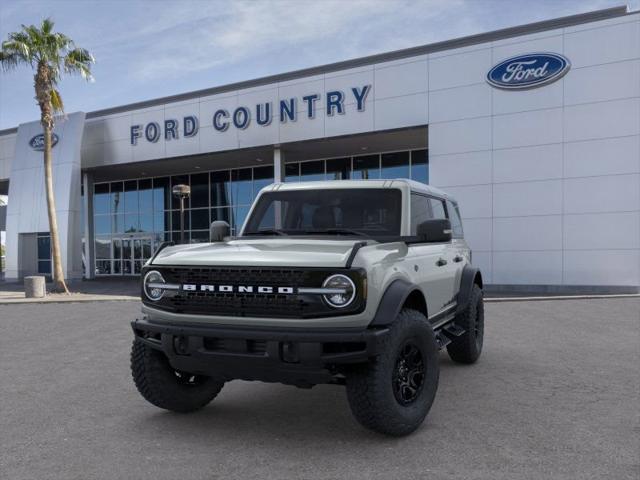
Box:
132;318;390;386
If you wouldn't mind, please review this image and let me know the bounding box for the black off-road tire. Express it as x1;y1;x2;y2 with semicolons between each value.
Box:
131;339;224;413
447;284;484;364
345;309;439;436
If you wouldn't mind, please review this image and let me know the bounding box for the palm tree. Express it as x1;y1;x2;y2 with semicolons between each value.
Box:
0;18;94;293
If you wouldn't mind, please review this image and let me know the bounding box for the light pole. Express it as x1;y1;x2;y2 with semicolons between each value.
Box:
172;184;191;244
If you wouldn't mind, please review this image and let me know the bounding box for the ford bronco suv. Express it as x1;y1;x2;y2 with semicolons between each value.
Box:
131;179;484;436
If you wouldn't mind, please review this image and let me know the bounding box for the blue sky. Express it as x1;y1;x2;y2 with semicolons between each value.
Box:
0;0;635;130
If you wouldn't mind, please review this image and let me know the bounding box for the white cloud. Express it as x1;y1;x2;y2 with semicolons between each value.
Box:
95;0;473;81
0;0;627;129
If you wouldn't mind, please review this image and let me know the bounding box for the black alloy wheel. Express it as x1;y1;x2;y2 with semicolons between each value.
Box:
392;341;425;405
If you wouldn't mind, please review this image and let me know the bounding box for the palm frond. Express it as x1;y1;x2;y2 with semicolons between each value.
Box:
2;39;29;56
50;88;64;113
41;17;54;35
64;47;94;81
53;32;72;50
0;51;20;70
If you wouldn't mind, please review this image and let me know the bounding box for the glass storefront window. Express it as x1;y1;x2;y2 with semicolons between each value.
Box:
95;236;111;259
234;205;251;233
190;230;209;243
94;183;110;214
190;172;209;208
153;211;169;232
171;210;190;231
231;168;252;206
353;154;380;179
300;160;325;181
211;171;231;207
253;166;273;198
111;182;123;215
124;213;139;232
139;212;153;232
190;208;210;230
138;179;153;212
381;151;410;179
124;180;138;213
94;215;110;235
211;207;231;225
410;149;428;184
326;158;350;180
112;214;124;234
285;163;299;182
95;260;111;275
92;150;428;275
153;177;170;211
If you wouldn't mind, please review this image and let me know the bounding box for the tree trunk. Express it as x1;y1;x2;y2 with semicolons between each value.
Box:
43;122;69;294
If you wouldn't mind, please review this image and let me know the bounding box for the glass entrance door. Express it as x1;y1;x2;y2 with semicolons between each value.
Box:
112;236;153;275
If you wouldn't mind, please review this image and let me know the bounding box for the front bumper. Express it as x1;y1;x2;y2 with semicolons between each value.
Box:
131;318;389;386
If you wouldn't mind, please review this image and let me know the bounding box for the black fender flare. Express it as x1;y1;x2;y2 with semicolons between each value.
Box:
455;265;483;316
369;279;424;327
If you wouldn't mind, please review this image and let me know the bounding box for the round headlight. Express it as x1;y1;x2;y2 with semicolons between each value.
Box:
143;270;165;301
322;274;356;308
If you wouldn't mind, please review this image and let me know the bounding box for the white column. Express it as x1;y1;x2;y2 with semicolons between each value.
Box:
273;147;286;228
273;147;286;183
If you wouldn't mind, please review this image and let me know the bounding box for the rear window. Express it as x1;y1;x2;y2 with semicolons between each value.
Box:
446;200;464;238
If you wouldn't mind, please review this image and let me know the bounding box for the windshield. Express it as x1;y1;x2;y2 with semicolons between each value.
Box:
242;188;402;237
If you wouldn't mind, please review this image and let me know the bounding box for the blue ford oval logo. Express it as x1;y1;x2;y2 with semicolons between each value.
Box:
487;53;570;90
29;133;59;151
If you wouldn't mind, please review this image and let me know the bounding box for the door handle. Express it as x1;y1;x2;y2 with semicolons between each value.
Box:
436;258;447;267
453;255;464;263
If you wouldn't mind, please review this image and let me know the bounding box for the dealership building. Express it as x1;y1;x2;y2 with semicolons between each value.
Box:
0;5;638;292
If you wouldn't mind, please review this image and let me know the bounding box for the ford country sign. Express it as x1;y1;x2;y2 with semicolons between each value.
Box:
487;53;570;90
29;133;59;151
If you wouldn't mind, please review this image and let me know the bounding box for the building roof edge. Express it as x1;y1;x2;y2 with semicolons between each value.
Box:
0;5;631;135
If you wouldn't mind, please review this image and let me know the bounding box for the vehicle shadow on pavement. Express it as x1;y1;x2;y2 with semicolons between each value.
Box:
129;382;388;442
126;357;469;445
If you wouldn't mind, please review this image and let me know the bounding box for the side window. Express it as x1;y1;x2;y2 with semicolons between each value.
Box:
410;193;431;234
429;198;447;220
446;200;464;238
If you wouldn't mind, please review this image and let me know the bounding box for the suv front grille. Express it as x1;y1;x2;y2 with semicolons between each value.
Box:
146;266;365;319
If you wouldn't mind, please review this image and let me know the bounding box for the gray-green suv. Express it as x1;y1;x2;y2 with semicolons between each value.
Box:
131;179;484;436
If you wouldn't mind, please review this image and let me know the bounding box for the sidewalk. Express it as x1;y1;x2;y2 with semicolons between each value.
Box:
0;277;139;304
1;277;637;305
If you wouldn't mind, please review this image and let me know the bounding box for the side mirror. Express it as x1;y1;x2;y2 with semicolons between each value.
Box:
416;219;452;243
210;221;230;242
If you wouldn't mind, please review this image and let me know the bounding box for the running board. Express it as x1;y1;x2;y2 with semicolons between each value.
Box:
431;312;457;330
433;321;466;350
443;323;465;337
435;331;452;349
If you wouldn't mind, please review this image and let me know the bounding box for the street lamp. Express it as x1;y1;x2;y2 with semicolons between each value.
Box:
172;184;191;244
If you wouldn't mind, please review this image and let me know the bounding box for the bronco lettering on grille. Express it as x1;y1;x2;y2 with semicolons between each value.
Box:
182;284;296;294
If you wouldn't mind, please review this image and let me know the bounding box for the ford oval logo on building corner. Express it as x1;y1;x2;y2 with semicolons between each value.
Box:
487;53;570;90
29;133;59;151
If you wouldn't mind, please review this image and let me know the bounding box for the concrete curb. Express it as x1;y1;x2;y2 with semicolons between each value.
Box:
0;295;139;304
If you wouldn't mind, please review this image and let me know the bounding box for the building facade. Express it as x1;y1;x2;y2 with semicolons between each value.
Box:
0;6;638;292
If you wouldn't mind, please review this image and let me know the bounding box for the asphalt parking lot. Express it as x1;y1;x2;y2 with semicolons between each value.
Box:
1;298;638;480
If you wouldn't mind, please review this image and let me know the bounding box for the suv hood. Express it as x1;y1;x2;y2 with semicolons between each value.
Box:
151;238;367;268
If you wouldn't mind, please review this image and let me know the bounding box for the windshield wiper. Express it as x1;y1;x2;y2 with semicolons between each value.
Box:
307;228;368;237
244;228;288;236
